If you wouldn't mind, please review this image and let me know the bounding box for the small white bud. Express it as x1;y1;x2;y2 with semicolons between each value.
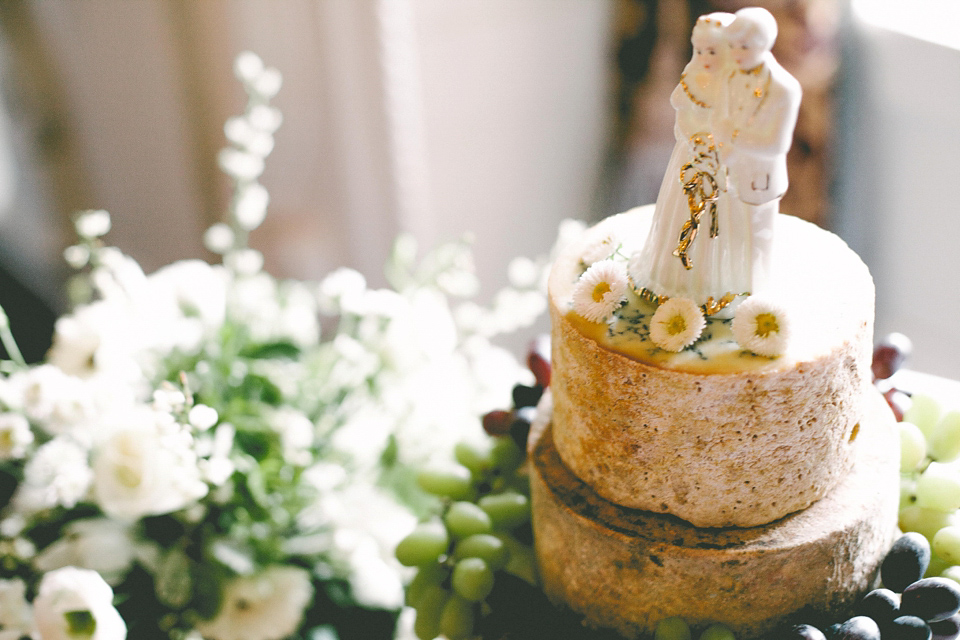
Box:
63;245;91;269
188;404;219;431
234;183;270;231
218;147;264;181
234;51;264;84
153;388;187;412
74;209;111;238
224;116;254;147
204;223;235;254
225;249;264;276
253;68;283;99
248;105;283;133
244;132;274;158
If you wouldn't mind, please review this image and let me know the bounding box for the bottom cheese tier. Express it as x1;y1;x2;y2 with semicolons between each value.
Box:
530;389;900;639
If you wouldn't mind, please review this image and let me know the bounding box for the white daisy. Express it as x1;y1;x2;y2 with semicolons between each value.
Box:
580;232;620;266
571;260;628;323
732;296;791;357
649;297;705;352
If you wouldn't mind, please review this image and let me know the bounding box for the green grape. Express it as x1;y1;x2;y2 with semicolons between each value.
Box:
934;526;960;565
655;617;692;640
941;565;960;584
453;533;509;570
507;471;531;497
413;584;448;640
904;394;942;439
444;501;493;539
900;421;928;472
417;463;474;500
902;474;919;508
932;411;960;462
395;521;450;567
452;557;495;602
899;504;958;541
927;551;953;578
499;533;538;585
916;463;960;512
454;440;493;475
479;491;530;530
439;594;475;640
700;623;736;640
406;562;447;608
491;436;524;474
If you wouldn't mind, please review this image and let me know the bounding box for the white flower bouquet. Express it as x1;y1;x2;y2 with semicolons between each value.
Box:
0;53;546;640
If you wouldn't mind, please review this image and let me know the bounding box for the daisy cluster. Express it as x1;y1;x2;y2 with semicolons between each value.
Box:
570;230;791;358
0;53;545;640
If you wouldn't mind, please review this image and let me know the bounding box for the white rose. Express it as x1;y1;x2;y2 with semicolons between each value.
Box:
16;437;92;512
93;423;207;520
34;519;136;585
194;566;312;640
32;567;126;640
0;578;32;637
0;413;32;460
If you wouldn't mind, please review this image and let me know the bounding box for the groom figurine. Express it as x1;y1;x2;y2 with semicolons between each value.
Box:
715;7;801;293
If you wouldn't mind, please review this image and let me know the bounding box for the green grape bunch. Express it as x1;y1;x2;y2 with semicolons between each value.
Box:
395;337;549;640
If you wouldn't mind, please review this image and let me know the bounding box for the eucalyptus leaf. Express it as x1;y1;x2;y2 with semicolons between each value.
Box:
155;549;193;608
240;341;300;360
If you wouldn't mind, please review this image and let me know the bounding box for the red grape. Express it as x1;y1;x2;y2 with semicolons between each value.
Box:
873;332;913;381
527;334;551;388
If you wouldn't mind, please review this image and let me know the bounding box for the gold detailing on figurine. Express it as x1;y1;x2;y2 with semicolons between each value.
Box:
731;70;771;140
702;292;741;316
674;134;722;269
679;73;710;109
633;285;743;318
636;286;667;307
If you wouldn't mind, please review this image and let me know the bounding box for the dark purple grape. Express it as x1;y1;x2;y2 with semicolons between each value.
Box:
527;334;551;388
510;406;537;448
834;616;881;640
901;578;960;623
856;588;901;625
783;624;827;640
883;533;933;592
885;388;909;422
889;616;933;640
930;614;960;640
512;384;543;409
872;332;913;380
482;410;513;436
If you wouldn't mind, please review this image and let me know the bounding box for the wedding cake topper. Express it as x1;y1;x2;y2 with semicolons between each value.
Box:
628;7;801;315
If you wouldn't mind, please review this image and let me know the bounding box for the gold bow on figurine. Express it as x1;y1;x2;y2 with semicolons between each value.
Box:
673;134;722;270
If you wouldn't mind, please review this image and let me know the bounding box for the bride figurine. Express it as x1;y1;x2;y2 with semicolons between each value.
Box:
629;7;800;315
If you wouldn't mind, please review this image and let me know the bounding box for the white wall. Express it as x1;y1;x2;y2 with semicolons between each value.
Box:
836;1;960;378
23;0;614;304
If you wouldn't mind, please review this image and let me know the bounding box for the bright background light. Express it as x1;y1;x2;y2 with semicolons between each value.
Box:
852;0;960;50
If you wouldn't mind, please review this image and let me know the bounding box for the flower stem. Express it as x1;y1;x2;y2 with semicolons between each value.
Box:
0;305;26;368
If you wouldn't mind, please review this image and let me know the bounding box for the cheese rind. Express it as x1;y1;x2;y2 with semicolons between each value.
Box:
531;389;899;639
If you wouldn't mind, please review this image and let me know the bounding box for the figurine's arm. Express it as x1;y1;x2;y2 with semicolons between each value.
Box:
670;84;701;142
730;71;801;157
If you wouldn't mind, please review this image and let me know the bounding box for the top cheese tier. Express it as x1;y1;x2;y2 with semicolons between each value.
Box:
548;206;876;527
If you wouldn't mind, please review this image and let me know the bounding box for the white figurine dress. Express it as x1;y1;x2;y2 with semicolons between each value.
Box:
630;66;752;308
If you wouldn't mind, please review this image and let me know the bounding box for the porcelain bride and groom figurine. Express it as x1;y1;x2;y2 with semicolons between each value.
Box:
629;7;801;315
